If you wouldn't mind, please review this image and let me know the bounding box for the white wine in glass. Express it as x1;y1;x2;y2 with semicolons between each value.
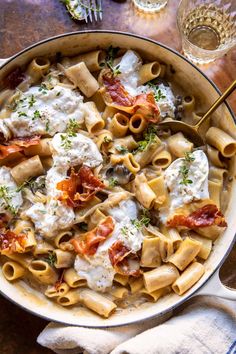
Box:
132;0;168;13
177;0;236;64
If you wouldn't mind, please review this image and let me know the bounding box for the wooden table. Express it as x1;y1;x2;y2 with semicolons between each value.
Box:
0;1;235;353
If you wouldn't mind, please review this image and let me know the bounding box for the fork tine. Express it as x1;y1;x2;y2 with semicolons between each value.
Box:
97;0;102;20
83;5;88;23
87;0;93;22
92;0;98;21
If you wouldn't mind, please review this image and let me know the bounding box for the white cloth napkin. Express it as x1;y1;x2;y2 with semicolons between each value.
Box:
37;296;236;354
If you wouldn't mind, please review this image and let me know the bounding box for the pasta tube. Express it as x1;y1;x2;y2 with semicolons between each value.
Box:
138;62;161;85
129;113;147;134
144;264;179;292
84;101;105;134
188;232;212;260
65;62;99;98
134;173;156;208
168;237;201;271
206;127;236;157
24;138;52;157
45;283;70;298
2;261;25;281
64;268;87;288
53;249;75;269
109;113;129;137
79;289;117;318
172;262;205;295
152;150;172;169
28;260;58;284
26;57;50;83
10;155;44;185
141;237;161;267
62;50;106;72
167;132;193;158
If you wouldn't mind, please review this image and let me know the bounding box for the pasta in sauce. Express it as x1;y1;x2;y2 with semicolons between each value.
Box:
0;48;235;318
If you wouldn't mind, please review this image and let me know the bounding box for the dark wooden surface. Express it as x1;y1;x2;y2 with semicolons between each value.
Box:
0;1;235;353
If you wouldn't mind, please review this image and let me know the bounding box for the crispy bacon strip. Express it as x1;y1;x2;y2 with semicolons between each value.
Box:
9;135;41;148
108;240;140;277
167;204;227;229
57;166;105;208
0;144;22;159
0;229;27;254
102;71;160;123
0;135;40;160
71;216;114;256
102;72;134;107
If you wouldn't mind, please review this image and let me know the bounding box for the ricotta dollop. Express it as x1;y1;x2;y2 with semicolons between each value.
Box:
160;150;209;222
0;85;85;139
74;199;144;292
51;132;103;169
0;166;23;215
26;133;103;238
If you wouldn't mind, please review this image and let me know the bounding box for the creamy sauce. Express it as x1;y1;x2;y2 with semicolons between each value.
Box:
74;199;144;292
0;85;85;139
0;166;22;215
160;150;209;222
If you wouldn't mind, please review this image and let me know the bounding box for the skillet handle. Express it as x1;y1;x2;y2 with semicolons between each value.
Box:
0;58;9;67
196;267;236;300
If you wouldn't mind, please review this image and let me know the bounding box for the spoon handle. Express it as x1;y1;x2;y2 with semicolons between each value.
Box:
195;80;236;129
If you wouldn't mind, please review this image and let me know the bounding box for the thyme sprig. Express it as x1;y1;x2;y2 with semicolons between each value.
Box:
134;124;157;153
0;186;17;215
115;145;129;155
147;82;166;102
44;252;56;267
104;46;121;77
60;119;81;150
179;152;195;185
108;177;118;188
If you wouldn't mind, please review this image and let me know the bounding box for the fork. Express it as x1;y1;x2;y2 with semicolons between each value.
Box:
81;0;103;22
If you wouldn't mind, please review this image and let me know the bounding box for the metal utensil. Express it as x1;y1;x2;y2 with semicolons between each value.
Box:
64;0;103;23
158;80;236;146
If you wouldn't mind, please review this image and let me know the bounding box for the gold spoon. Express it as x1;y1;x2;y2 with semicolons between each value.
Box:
158;80;236;146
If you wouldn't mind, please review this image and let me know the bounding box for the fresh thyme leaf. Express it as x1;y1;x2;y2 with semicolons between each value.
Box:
45;119;50;132
131;215;150;229
33;110;41;120
105;46;121;77
0;186;17;215
28;94;36;108
44;252;56;267
18;111;27;117
66;118;80;136
56;91;61;97
103;136;112;143
116;145;129;154
60;134;72;150
39;83;48;94
16;176;46;194
179;152;195;185
60;119;80;150
147;82;166;102
121;226;128;236
108;177;118;187
134;124;157;153
184;151;195;163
